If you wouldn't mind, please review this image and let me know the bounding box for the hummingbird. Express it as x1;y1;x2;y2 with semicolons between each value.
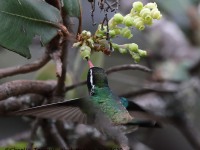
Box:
11;60;160;149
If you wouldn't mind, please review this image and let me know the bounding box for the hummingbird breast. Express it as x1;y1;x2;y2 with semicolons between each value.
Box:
90;87;133;125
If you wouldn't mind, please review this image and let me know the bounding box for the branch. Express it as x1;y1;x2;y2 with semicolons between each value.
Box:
0;94;44;114
50;47;63;77
120;81;178;98
53;14;72;98
106;64;152;74
0;80;56;100
120;88;177;98
0;50;50;79
27;119;43;149
65;80;86;91
48;122;69;149
65;64;152;92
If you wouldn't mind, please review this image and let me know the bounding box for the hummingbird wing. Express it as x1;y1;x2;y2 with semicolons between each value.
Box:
119;97;162;128
9;98;87;124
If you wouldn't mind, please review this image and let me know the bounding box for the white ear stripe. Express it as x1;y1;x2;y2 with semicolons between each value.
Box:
90;69;95;92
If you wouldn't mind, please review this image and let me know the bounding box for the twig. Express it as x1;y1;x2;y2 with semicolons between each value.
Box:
0;95;44;114
0;130;30;147
120;81;178;98
65;64;152;92
65;80;86;91
27;119;43;149
90;0;96;25
48;122;69;149
50;48;63;77
0;80;56;100
106;64;152;74
53;22;69;98
0;50;50;79
119;88;177;98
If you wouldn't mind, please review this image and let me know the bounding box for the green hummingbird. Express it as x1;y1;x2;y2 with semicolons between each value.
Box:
12;60;159;127
11;60;160;149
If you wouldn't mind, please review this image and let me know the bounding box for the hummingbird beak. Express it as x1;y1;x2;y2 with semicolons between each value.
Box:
87;59;94;68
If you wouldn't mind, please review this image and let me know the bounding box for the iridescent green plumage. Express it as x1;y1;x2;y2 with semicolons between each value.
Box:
90;86;132;124
86;67;132;124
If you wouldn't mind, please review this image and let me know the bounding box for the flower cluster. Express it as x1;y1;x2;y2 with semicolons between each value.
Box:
73;1;162;62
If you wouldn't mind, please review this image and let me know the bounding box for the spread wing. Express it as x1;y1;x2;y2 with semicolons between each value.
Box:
9;98;88;124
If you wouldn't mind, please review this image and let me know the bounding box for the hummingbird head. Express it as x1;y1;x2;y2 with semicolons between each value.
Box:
87;67;109;94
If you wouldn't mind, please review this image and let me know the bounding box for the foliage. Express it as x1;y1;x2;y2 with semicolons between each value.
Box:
73;1;162;62
0;0;62;58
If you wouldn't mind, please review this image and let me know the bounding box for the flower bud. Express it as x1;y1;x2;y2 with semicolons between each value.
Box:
133;16;145;30
143;15;153;25
121;27;133;39
132;54;140;63
79;45;91;59
112;43;120;50
145;2;157;9
144;15;152;22
81;30;87;36
86;31;91;37
72;42;82;47
109;30;116;37
113;13;124;24
132;1;143;12
123;15;134;27
119;48;127;54
128;43;138;52
138;49;147;57
140;8;151;19
151;8;162;20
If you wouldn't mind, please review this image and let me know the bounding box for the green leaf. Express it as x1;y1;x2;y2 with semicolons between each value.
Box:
0;0;62;58
63;0;81;18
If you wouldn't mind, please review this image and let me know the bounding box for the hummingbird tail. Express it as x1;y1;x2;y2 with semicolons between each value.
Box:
125;119;162;128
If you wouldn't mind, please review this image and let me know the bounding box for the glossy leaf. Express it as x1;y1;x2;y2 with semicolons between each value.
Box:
63;0;81;18
0;0;62;58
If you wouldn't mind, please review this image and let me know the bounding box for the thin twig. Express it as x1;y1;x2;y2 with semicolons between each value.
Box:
119;87;177;98
65;80;86;91
27;119;43;149
65;64;151;92
0;50;50;79
48;122;69;149
106;64;152;74
65;64;152;92
90;0;96;25
0;80;56;100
